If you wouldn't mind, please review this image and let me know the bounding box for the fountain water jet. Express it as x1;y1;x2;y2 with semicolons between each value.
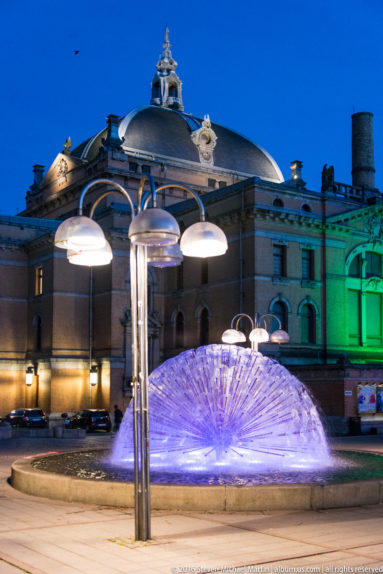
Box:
112;344;330;472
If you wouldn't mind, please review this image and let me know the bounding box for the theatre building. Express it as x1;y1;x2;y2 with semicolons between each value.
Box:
1;29;383;429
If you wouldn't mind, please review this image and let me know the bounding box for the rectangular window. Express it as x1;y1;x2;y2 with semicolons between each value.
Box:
208;178;216;188
35;266;43;296
201;260;208;284
129;161;139;173
273;245;286;277
142;165;151;174
348;290;360;344
366;292;382;345
366;252;381;278
302;249;314;280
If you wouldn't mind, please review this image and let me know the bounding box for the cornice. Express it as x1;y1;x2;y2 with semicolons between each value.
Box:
0;241;24;252
326;203;383;225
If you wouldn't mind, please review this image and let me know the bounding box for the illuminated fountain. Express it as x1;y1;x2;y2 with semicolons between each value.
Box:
111;344;330;472
15;344;383;512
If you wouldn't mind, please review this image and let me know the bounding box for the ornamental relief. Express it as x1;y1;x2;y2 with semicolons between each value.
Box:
363;276;383;292
56;158;69;184
364;214;383;246
191;115;217;166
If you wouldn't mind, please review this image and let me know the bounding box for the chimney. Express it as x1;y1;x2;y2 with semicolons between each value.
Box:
352;112;375;189
32;164;45;186
290;160;306;187
102;114;124;151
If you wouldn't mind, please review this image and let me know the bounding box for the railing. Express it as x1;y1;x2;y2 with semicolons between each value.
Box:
325;181;365;201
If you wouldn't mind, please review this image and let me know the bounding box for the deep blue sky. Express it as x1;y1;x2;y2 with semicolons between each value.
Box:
1;0;382;215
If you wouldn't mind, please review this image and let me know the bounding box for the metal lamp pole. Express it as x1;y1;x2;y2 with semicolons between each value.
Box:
54;175;228;541
130;242;151;540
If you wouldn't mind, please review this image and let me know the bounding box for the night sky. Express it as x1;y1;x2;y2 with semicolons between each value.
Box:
1;0;382;215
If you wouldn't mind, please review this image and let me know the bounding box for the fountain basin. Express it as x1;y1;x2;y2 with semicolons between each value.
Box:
11;449;383;511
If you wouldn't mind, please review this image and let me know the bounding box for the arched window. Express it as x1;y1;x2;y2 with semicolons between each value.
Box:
301;304;316;344
366;252;381;278
347;246;383;347
168;84;177;97
200;308;209;346
175;312;184;348
273;198;284;208
301;204;311;213
271;301;288;331
348;254;362;277
348;251;381;278
152;82;160;98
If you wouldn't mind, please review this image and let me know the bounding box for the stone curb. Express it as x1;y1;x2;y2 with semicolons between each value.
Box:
11;452;383;511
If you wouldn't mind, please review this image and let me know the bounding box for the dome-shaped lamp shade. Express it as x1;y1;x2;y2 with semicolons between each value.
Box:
147;243;183;268
221;329;246;344
55;216;106;250
67;240;113;267
270;329;290;344
128;208;180;246
180;221;228;258
249;327;269;344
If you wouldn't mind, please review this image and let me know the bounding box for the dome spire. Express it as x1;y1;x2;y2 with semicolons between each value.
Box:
151;27;184;111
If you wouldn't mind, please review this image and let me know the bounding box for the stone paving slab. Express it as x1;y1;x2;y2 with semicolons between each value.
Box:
0;558;33;574
2;436;383;573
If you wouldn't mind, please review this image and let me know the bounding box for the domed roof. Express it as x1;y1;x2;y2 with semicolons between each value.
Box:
72;106;283;184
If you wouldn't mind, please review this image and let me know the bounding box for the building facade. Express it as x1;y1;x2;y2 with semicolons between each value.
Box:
1;29;382;423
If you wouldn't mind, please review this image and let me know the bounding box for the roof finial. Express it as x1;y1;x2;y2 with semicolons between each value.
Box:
157;26;177;73
151;27;184;111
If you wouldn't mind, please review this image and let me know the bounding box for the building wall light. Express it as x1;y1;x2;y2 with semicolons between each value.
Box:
89;366;98;386
26;366;34;386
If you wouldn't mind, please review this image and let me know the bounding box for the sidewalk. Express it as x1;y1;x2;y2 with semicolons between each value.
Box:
1;434;383;573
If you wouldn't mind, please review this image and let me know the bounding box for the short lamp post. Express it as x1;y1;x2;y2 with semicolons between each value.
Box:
222;312;289;352
54;175;227;541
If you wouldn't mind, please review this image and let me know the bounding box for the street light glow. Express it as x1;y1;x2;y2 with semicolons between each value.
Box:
249;327;270;344
180;221;228;257
55;216;106;250
221;328;246;344
147;243;183;268
128;207;180;246
222;312;289;352
67;241;113;266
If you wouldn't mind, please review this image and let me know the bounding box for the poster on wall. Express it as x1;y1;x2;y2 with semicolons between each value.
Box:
376;387;383;413
357;385;377;414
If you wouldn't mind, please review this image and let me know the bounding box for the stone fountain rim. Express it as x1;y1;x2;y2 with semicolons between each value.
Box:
11;448;383;512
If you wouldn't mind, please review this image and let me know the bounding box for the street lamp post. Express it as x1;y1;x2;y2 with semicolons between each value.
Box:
222;312;290;351
54;175;227;540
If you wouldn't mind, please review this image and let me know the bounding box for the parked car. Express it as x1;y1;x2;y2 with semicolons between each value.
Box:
4;408;49;428
64;409;111;432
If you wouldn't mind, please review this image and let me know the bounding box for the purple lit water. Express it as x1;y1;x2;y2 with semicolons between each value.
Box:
111;345;330;473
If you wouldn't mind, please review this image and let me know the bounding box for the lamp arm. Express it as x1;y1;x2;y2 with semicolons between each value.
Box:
230;313;254;330
78;179;135;218
142;191;155;210
88;191;132;219
138;175;157;211
156;183;206;222
259;313;282;330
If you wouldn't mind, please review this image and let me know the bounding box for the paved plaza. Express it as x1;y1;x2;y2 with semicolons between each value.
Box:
1;434;383;573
